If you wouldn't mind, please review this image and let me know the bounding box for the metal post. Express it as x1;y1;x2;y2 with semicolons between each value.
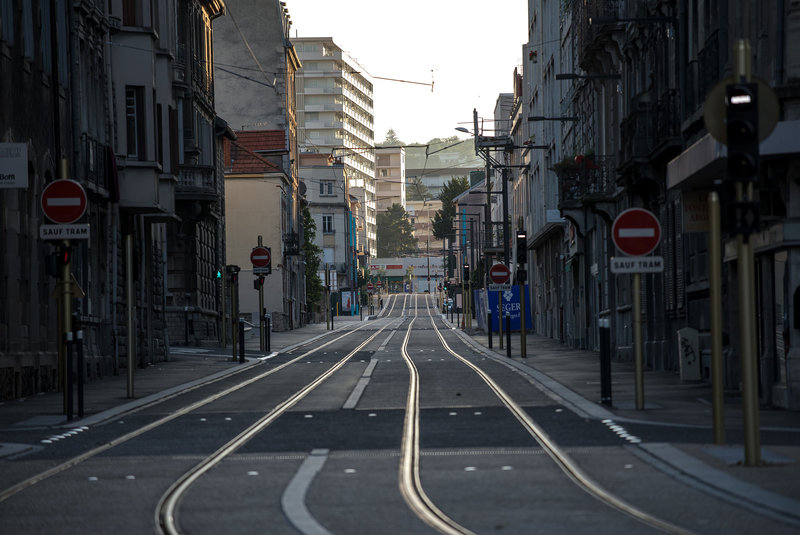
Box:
488;311;493;349
184;306;189;346
733;39;760;466
231;274;238;361
75;319;84;418
60;239;73;412
634;272;644;410
709;189;725;444
506;313;511;358
266;315;271;352
520;279;527;358
221;271;226;347
498;298;504;349
599;318;612;406
258;235;265;351
125;234;134;398
66;331;73;420
238;318;245;363
502;167;510;265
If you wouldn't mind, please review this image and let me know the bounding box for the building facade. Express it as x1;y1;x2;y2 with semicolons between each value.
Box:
0;0;229;401
375;146;406;212
294;37;377;259
514;0;800;410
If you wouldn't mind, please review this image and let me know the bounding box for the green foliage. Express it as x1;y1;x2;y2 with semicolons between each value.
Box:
432;176;470;241
376;203;418;257
302;206;324;308
377;128;403;147
406;176;430;202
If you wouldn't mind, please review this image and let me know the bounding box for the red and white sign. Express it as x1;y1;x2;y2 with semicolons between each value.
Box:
488;263;511;284
366;282;374;291
376;281;382;287
612;208;661;256
250;246;271;267
41;179;87;224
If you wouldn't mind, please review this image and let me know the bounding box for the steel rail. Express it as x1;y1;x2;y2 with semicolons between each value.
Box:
0;319;375;505
398;294;478;535
426;297;695;535
157;316;406;534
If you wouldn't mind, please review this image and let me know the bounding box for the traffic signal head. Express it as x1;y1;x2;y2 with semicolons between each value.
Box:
516;230;527;265
463;264;470;282
726;83;759;182
59;245;72;267
253;276;264;290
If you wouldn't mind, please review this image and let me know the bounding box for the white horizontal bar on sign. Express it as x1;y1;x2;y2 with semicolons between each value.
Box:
618;228;655;238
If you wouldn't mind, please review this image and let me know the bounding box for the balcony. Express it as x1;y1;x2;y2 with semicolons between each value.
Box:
652;88;682;158
80;134;109;194
619;95;654;168
176;165;217;202
284;231;301;255
556;155;617;210
574;0;622;70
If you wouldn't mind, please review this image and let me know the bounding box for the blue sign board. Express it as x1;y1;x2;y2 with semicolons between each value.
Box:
486;285;532;332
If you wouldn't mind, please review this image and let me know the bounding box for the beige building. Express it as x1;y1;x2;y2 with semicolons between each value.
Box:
406;200;443;258
376;147;406;212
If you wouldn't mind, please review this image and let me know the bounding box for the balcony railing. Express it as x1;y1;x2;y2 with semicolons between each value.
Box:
620;96;654;166
574;0;621;70
556;155;617;208
284;231;301;255
176;165;216;201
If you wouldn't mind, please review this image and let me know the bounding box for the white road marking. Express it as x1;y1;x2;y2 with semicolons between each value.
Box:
281;449;334;535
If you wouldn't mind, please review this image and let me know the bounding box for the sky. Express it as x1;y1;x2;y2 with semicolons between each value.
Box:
285;0;529;145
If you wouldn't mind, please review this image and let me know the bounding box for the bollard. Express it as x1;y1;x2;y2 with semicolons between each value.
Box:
66;332;74;420
506;313;511;358
599;318;612;406
266;315;271;352
238;319;245;363
76;329;84;417
488;311;493;349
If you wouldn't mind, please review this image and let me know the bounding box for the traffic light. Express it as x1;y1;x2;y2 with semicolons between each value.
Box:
60;245;72;266
216;268;223;280
463;264;470;282
516;230;527;265
253;276;264;290
226;264;240;284
726;83;759;182
443;279;449;292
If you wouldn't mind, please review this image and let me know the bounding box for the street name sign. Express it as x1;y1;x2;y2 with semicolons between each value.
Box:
488;283;512;291
610;256;664;274
612;208;661;257
41;179;87;224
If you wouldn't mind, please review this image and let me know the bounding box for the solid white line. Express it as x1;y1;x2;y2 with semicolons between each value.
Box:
342;359;379;409
281;449;333;535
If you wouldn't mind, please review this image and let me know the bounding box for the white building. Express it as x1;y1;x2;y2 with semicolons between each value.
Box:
294;38;377;258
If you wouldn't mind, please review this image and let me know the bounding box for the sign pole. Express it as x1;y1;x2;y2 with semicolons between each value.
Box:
634;272;644;410
60;239;72;413
258;236;265;352
709;190;725;444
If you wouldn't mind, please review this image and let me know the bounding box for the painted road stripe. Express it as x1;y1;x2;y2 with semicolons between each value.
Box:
343;359;378;409
281;449;333;535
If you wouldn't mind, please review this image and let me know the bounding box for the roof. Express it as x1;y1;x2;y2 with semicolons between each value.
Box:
235;130;286;152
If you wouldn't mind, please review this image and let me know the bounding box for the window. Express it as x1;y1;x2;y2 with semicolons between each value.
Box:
126;86;145;159
1;0;14;44
380;169;388;177
319;180;334;196
322;214;334;234
22;1;33;59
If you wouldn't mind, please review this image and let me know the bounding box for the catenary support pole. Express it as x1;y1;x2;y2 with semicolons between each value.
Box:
709;189;725;444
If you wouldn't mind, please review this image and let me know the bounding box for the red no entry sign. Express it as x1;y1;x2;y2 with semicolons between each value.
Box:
612;208;661;256
41;179;87;224
250;246;271;267
488;263;511;284
366;282;374;291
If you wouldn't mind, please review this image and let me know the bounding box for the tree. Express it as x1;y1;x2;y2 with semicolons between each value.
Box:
432;176;470;241
302;206;324;311
377;128;403;147
376;203;418;257
406;176;430;202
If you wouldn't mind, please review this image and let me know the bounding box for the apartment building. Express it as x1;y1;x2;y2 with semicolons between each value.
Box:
375;146;406;212
294;37;377;259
